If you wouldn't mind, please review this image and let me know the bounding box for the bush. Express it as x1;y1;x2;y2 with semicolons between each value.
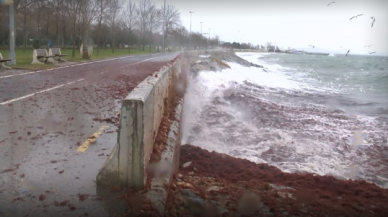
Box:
33;39;40;49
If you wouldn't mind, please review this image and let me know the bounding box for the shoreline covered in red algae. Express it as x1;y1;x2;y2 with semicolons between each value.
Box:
119;52;388;217
163;144;388;217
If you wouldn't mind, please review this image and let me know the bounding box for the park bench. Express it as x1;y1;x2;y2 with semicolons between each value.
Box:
49;48;67;62
31;49;56;64
0;52;11;70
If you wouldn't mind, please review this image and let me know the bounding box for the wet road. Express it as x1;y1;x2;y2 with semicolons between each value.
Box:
0;52;179;217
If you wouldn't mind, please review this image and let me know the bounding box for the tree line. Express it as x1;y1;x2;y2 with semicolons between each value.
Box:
0;0;221;57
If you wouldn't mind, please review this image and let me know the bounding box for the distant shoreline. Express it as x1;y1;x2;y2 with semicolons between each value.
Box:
234;49;388;57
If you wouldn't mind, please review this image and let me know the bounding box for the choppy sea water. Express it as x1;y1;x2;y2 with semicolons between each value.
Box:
182;52;388;188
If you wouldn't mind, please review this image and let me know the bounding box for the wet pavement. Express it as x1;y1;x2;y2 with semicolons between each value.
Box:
0;52;179;217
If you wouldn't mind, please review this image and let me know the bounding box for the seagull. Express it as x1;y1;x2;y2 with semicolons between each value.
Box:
346;50;350;56
350;14;363;20
327;2;335;6
309;45;315;48
263;69;268;73
369;52;376;54
364;44;373;47
371;17;376;27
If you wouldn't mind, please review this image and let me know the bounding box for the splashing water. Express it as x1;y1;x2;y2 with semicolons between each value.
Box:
182;52;388;188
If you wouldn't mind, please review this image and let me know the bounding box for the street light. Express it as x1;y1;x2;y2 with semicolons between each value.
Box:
162;0;166;52
189;11;194;34
189;11;194;49
9;1;16;65
208;28;211;48
200;22;203;49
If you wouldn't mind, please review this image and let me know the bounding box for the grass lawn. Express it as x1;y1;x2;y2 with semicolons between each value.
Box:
0;47;156;70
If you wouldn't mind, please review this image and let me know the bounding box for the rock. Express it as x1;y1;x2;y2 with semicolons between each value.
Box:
186;198;205;215
206;186;220;192
187;197;204;207
188;171;194;176
182;189;197;198
193;167;198;172
250;62;263;68
269;183;294;191
183;162;192;168
238;191;263;215
195;60;201;64
177;182;194;189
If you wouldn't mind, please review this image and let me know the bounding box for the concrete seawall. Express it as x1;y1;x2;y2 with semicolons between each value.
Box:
96;54;183;189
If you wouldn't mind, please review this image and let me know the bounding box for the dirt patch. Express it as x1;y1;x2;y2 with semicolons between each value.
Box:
162;144;388;217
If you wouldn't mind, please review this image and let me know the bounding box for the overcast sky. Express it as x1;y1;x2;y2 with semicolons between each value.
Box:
132;0;388;55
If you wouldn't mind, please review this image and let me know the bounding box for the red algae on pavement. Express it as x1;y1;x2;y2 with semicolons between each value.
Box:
89;61;172;126
163;145;388;217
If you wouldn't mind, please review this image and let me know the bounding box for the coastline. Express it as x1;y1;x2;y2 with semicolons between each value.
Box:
164;144;388;216
120;50;388;216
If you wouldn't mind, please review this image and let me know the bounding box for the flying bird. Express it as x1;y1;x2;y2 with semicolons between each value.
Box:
364;44;373;47
346;50;350;56
263;69;268;73
327;2;335;6
371;17;376;27
369;52;376;54
350;14;363;20
309;45;315;48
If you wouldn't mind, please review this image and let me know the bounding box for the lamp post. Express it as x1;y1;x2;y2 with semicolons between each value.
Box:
9;2;16;65
162;0;166;52
203;33;208;49
189;11;194;49
200;22;203;49
189;11;194;34
208;28;211;48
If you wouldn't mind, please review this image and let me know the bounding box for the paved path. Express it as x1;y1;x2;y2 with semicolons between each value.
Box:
0;52;179;217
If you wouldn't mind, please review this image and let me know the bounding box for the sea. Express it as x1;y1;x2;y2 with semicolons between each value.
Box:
181;51;388;188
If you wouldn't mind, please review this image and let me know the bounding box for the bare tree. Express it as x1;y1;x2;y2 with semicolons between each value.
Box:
96;0;107;55
80;0;98;47
64;0;82;57
137;0;152;51
36;0;43;47
107;0;122;54
60;5;70;47
161;4;180;50
123;1;137;53
265;42;272;50
44;0;53;48
148;3;160;52
15;0;36;52
53;0;61;47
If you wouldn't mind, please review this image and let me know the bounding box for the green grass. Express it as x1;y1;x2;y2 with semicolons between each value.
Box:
0;47;156;70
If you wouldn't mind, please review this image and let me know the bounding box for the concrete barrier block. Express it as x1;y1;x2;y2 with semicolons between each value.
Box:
119;82;155;189
97;58;182;189
146;99;184;215
144;67;172;141
96;143;120;186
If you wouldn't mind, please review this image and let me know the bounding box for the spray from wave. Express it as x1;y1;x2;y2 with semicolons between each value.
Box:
182;52;388;188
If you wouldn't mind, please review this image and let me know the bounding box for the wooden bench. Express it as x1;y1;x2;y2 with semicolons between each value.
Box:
32;49;56;64
0;52;12;70
49;48;67;62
